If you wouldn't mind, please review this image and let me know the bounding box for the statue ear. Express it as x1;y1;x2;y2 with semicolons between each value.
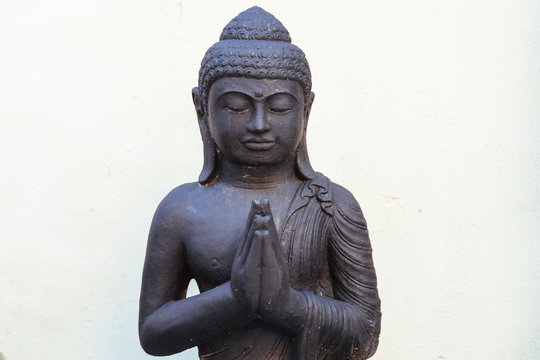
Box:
192;87;218;184
304;91;315;121
296;91;316;180
192;87;206;122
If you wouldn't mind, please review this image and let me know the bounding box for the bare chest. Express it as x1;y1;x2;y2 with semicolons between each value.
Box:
183;210;243;291
182;198;290;291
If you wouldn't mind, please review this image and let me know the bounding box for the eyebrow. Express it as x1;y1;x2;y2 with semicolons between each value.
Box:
217;90;300;102
216;91;251;101
267;92;300;103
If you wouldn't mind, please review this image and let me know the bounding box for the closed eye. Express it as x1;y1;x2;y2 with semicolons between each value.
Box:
220;92;252;114
268;107;293;114
267;93;297;115
224;105;250;114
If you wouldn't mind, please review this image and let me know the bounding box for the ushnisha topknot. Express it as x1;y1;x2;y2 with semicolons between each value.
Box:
219;6;292;42
198;6;312;106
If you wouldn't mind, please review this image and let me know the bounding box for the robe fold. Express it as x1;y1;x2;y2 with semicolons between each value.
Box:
199;173;381;360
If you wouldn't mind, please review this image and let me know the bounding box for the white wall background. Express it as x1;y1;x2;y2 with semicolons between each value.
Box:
1;1;538;359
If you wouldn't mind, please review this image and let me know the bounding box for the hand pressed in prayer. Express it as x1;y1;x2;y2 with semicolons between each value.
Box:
230;199;292;326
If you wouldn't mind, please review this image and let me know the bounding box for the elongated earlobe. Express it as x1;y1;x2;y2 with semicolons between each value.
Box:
296;92;316;180
304;91;315;119
193;87;218;184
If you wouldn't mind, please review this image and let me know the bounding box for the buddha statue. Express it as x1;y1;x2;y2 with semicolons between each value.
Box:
139;6;381;360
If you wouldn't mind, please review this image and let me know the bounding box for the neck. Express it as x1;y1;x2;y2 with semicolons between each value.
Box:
218;156;298;189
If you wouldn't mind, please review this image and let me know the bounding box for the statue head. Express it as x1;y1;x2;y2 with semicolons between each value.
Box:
192;6;316;184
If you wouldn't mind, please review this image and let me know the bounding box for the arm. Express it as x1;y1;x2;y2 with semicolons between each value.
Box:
236;192;380;359
138;189;249;356
296;184;381;359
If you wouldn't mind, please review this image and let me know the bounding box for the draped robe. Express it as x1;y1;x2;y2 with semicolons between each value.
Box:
198;174;381;360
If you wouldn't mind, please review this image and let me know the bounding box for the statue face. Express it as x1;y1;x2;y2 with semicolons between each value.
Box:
207;77;306;167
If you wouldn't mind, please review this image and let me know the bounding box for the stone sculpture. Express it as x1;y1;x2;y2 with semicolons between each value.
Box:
139;6;381;359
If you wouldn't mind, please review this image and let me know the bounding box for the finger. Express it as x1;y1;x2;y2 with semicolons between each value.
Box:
236;199;268;264
259;227;282;313
245;214;266;260
254;214;271;233
235;211;260;268
260;215;289;289
253;202;280;251
244;229;266;312
266;214;283;259
246;229;266;269
256;214;285;268
251;198;270;216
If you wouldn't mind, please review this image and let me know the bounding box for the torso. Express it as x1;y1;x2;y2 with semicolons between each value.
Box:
147;174;379;359
164;175;336;359
177;180;301;292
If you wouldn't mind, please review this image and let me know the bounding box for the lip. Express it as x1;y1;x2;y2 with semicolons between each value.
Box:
242;138;276;151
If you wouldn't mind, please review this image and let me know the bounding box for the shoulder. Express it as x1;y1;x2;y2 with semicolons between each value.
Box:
307;173;358;204
309;172;361;210
150;182;204;234
155;182;200;214
329;181;363;212
326;180;368;229
304;173;364;217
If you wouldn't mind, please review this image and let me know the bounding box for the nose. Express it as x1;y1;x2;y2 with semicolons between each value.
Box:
246;102;271;134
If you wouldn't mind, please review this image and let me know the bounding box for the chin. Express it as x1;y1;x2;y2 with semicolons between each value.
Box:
231;153;294;167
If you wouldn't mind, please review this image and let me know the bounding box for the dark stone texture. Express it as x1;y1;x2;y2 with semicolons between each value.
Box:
139;7;381;359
